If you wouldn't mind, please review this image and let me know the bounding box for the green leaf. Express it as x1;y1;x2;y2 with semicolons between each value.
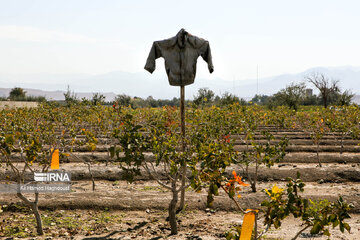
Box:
207;192;214;208
274;219;281;229
228;188;235;199
343;222;351;233
210;183;219;195
339;222;345;233
303;199;309;209
310;222;322;234
328;214;336;222
109;146;115;158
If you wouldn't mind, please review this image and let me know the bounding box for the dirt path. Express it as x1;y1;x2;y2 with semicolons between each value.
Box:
1;180;359;213
1;162;360;182
1;209;359;239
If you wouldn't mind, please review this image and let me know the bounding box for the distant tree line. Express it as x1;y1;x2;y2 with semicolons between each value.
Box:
251;72;355;110
4;72;356;109
191;88;247;107
0;87;46;102
61;85;247;108
110;89;248;109
61;87;182;108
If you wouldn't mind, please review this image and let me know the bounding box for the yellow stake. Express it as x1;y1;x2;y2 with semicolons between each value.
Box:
51;149;59;170
240;209;258;240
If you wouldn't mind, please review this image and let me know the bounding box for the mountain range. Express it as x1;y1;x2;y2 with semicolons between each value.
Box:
0;66;359;103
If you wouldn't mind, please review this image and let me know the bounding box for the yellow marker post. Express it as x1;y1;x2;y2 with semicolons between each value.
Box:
51;149;59;169
239;209;259;240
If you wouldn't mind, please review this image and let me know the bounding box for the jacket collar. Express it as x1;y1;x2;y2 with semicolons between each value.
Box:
172;28;187;48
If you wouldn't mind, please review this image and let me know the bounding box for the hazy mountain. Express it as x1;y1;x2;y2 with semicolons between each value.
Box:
0;66;359;102
353;95;360;104
233;66;360;98
0;88;117;101
0;71;237;100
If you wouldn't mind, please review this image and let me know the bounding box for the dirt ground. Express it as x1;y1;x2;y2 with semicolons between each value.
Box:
0;177;360;239
1;161;360;183
1;160;359;239
1;179;360;212
1;208;359;239
0;101;39;109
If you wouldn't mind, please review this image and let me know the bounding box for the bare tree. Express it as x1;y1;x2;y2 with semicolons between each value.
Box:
305;72;339;108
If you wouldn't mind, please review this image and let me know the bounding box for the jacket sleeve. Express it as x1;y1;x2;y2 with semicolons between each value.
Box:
144;41;162;73
199;41;214;73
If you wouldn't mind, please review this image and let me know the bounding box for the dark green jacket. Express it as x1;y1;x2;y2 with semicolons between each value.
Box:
144;29;214;86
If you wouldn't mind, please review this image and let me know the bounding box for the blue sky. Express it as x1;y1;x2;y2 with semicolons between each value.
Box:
1;0;360;82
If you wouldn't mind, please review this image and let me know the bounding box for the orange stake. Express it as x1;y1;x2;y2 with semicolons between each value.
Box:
51;149;59;169
240;209;258;240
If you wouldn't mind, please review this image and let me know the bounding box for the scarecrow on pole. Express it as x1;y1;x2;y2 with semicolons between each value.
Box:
144;28;214;210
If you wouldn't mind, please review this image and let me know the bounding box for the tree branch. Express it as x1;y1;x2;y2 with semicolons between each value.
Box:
291;225;311;240
143;162;172;190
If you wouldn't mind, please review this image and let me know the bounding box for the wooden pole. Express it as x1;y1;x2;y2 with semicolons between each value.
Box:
179;85;186;210
180;86;185;151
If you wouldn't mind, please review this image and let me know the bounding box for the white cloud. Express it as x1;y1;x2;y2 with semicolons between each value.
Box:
0;25;97;43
